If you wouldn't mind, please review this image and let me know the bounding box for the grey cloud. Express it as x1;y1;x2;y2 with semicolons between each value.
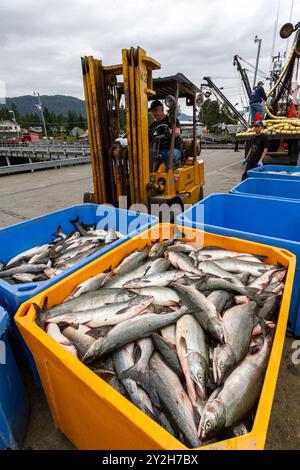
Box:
0;0;299;106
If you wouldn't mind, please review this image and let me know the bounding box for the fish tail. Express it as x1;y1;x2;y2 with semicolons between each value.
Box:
259;317;274;339
247;288;268;306
33;302;47;329
255;254;268;261
51;225;63;238
70;216;80;226
118;364;141;382
119;366;160;408
48;247;60;259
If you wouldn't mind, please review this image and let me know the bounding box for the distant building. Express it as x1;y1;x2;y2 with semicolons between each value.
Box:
78;129;89;142
0;119;21;140
179;120;207;139
28;126;43;134
70;127;84;138
0;120;21;133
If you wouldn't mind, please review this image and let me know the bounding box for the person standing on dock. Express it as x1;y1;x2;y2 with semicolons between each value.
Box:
250;81;267;124
241;120;269;180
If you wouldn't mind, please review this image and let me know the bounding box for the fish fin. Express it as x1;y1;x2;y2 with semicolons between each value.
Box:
247;288;268;306
208;386;223;402
259;317;274;339
92;369;115;379
42;296;49;312
59;321;78;331
49;247;60;260
70;216;80;227
249;343;261;355
254;255;268;261
182;274;193;286
200;246;222;251
224;277;235;283
274;263;284;270
33;303;46;329
85;327;109;339
142;245;151;256
118;365;138;381
51;225;63;238
152;332;175;350
33;274;48;282
118;365;161;407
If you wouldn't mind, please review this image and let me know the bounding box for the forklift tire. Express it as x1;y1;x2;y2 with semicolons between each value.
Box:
83;192;96;204
164;196;184;224
150;196;184;224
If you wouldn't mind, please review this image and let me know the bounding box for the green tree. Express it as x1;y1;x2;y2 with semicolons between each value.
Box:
201;99;221;131
0;108;10;121
219;104;237;125
10;102;20;121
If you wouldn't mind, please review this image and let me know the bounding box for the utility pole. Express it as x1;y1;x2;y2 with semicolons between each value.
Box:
33;91;48;143
253;36;262;89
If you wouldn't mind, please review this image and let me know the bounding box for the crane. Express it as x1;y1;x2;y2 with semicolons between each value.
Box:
233;55;252;101
202;76;248;128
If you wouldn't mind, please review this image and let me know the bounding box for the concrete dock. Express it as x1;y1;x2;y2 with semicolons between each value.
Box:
0;148;299;450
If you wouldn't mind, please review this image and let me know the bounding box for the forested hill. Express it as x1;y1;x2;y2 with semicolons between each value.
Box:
0;95;86;116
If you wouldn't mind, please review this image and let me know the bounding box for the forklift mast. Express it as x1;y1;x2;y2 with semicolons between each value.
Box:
82;47;204;210
82;47;160;207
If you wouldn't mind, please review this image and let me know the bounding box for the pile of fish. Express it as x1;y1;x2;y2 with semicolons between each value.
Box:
0;217;123;284
34;239;286;448
264;171;300;176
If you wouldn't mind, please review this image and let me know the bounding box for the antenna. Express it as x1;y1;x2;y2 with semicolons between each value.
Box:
269;0;280;74
284;0;294;63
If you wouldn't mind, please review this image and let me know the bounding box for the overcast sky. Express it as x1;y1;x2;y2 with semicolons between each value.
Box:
0;0;299;111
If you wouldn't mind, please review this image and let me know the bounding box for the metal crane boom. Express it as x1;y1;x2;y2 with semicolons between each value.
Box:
203;76;248;127
233;55;252;100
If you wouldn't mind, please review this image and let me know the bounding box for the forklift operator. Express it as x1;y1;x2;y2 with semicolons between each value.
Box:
149;100;181;170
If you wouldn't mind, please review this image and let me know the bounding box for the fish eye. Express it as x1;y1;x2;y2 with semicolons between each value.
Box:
205;421;211;430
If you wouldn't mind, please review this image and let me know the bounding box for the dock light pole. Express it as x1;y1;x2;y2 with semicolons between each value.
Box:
33;91;48;143
8;110;20;136
253;35;262;89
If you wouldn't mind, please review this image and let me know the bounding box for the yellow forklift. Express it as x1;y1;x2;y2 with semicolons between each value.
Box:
81;46;204;212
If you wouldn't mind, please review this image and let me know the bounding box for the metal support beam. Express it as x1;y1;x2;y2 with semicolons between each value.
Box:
203;76;248;127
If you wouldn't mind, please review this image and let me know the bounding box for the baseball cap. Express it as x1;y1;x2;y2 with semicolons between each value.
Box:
254;120;263;127
149;100;163;111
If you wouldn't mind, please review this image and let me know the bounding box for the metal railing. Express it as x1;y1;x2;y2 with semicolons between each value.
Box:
0;144;91;175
